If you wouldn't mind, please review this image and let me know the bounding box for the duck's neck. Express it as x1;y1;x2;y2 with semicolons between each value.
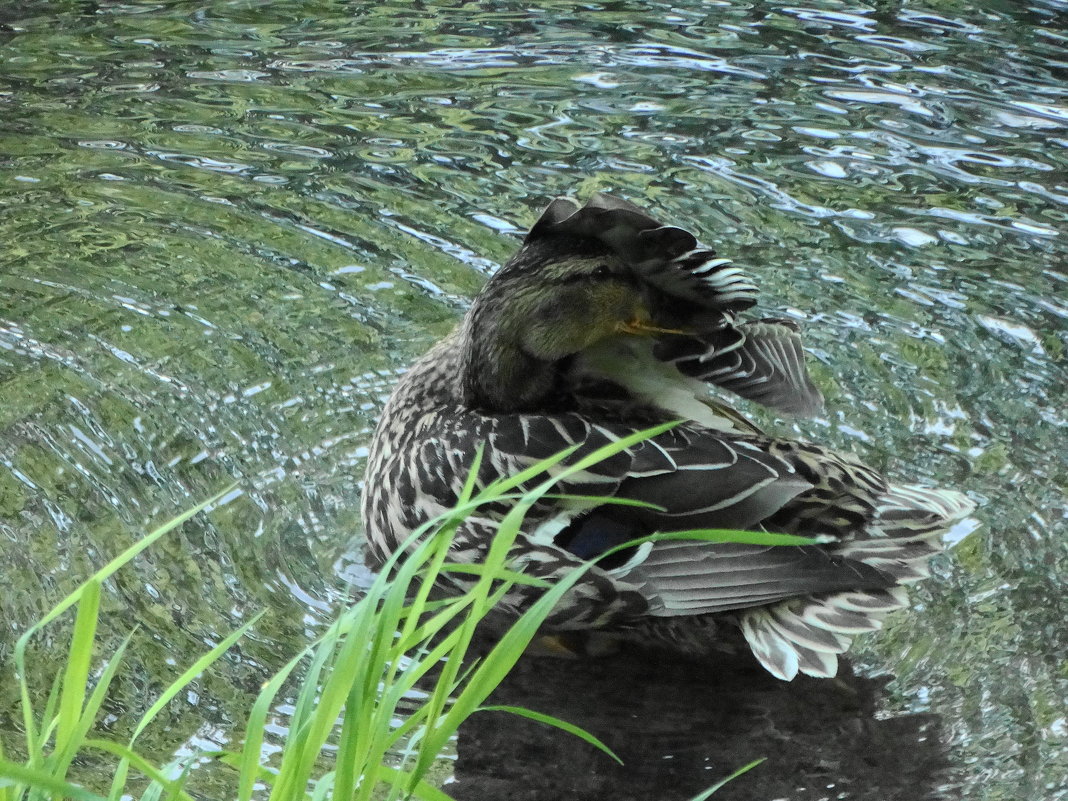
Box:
458;309;562;413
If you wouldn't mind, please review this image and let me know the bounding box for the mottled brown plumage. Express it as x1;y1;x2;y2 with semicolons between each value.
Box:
362;194;975;680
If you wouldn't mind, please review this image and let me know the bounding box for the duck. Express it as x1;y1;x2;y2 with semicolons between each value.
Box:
361;193;975;680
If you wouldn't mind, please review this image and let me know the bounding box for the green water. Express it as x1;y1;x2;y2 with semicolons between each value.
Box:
1;1;1065;798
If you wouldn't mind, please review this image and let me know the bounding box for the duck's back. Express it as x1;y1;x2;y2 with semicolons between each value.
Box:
360;193;976;681
362;335;974;680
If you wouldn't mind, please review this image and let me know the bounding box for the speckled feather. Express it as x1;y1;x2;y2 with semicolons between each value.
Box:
362;194;976;681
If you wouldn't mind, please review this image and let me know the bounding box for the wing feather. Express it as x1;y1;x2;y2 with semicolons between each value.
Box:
655;319;824;416
626;541;895;615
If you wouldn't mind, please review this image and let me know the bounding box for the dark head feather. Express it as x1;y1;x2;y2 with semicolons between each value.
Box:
526;193;697;267
525;194;757;314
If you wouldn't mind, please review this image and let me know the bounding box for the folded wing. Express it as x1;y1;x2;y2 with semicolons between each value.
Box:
655;319;824;416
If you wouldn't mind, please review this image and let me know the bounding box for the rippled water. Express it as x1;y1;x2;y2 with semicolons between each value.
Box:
1;1;1065;798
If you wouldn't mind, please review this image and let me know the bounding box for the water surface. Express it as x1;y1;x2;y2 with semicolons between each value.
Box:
1;1;1066;798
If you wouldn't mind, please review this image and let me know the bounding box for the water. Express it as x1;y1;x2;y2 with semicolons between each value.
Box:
1;0;1065;797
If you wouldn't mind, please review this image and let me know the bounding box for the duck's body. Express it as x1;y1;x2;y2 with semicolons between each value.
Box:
362;194;974;680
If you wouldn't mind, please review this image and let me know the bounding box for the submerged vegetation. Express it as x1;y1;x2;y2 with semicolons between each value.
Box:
0;435;787;800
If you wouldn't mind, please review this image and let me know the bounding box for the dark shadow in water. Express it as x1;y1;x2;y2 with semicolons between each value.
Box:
451;644;951;801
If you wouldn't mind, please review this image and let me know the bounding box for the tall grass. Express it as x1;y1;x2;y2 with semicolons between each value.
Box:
0;428;795;800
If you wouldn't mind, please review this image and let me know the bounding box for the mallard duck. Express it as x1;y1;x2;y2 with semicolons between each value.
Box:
362;194;975;680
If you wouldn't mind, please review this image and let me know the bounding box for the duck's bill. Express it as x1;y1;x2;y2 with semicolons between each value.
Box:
617;318;687;337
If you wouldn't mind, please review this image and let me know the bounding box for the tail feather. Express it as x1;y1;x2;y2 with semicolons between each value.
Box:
739;609;801;680
739;483;975;681
872;484;976;535
741;588;911;680
801;603;883;635
765;605;850;653
837;484;976;583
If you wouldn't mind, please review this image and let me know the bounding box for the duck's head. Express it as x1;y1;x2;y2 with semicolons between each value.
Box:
460;194;756;412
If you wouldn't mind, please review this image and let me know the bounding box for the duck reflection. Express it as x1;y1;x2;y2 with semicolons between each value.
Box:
452;645;950;801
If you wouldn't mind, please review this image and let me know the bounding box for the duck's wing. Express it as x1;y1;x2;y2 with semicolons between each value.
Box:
493;415;896;606
508;413;975;681
499;414;811;532
433;409;969;680
654;318;825;416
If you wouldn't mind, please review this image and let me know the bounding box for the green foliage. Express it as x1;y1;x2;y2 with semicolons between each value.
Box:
0;432;808;799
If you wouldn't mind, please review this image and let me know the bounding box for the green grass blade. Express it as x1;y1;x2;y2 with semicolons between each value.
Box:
0;739;9;801
410;525;527;780
421;549;596;767
52;628;135;779
18;487;234;643
236;646;308;801
13;486;235;767
131;613;263;744
585;529;822;573
107;759;131;801
480;443;581;497
273;645;352;797
309;770;335;801
436;563;550;587
540;494;665;510
478;705;622;764
458;443;484;504
635;529;820;547
340;540;451;798
34;669;64;759
687;757;766;800
144;753;197;801
375;766;456;801
0;759;106;800
212;749;277;789
51;579;102;775
544;421;679;485
81;740;196;801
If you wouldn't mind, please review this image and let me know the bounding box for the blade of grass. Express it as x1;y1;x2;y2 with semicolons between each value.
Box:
139;751;197;801
236;639;310;801
435;563;550;587
375;766;456;801
18;486;235;644
51;628;135;780
478;706;621;764
409;519;526;780
109;615;264;800
264;633;342;800
381;577;523;753
0;759;106;800
405;441;633;782
0;739;8;801
14;485;236;768
343;536;455;798
687;757;766;800
82;740;196;801
416;493;601;775
539;494;665;510
344;459;514;798
480;443;581;497
423;560;590;761
50;579;102;776
132;613;264;743
540;421;680;488
309;770;335;801
658;529;822;546
35;669;64;759
266;528;452;800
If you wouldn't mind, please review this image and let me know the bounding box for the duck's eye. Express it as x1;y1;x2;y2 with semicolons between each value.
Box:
560;264;615;284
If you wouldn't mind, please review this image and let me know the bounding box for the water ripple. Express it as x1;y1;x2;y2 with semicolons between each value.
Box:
1;1;1066;796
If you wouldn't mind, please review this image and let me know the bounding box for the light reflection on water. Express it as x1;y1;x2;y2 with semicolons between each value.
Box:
0;1;1065;798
